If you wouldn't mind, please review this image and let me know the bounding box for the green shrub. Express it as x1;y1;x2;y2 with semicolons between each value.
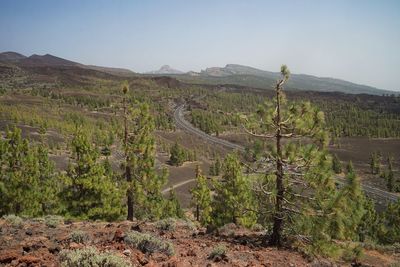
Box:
124;231;174;256
2;215;23;227
180;219;197;231
70;230;89;244
45;215;64;228
31;217;46;223
361;242;400;254
59;247;131;267
342;245;364;263
156;218;176;231
208;244;227;259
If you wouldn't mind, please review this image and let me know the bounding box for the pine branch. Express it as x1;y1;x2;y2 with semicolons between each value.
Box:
241;125;275;138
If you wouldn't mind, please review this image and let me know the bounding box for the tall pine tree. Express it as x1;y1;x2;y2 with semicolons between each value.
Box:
191;165;212;225
328;161;366;241
212;153;257;227
0;127;58;216
242;65;338;246
125;102;171;220
61;129;124;220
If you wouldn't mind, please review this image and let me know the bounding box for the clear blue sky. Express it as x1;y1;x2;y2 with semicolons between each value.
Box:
1;0;399;91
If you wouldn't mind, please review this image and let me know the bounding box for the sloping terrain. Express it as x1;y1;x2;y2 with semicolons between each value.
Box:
163;64;395;95
1;218;398;266
0;52;135;77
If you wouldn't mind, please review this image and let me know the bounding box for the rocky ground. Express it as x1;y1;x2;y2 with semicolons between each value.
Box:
0;217;398;267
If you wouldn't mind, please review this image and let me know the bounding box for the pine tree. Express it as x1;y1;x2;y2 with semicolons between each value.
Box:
170;142;186;166
328;161;366;240
122;81;134;221
369;152;381;175
164;189;184;218
208;157;222;176
36;142;59;215
61;129;124;220
357;197;379;242
0;127;58;216
214;157;222;176
332;153;342;174
386;156;395;192
209;163;215;176
191;165;212;225
379;200;400;244
125;102;169;220
212;153;257;227
242;65;337;246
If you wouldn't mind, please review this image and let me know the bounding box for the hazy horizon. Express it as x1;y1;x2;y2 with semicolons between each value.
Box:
1;0;399;91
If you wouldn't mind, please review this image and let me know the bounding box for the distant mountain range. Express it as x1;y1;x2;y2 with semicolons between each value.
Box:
145;65;184;75
1;51;395;95
163;64;395;95
0;52;135;76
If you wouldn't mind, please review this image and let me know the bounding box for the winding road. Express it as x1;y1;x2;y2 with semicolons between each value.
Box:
173;102;399;204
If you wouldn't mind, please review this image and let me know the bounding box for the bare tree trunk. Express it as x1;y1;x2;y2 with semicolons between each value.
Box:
124;96;134;221
270;83;284;246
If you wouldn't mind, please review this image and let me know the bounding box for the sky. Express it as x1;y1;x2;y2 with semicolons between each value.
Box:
1;0;399;91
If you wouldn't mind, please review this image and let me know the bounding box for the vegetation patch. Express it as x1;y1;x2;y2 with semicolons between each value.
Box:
124;231;175;256
208;244;227;260
2;215;23;228
59;247;131;267
45;215;64;228
69;230;89;244
155;218;177;231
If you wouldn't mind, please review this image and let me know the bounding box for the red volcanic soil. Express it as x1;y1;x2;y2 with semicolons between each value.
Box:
0;219;313;267
1;218;398;266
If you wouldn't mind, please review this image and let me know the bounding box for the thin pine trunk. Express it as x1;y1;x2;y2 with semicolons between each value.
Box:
270;83;284;246
124;96;134;221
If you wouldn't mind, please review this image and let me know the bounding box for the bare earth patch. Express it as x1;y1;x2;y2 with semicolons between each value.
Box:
1;219;398;266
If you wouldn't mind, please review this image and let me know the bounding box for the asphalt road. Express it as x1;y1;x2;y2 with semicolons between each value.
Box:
174;102;399;204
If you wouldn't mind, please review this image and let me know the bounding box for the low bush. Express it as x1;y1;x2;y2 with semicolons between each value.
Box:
217;223;237;236
180;219;197;231
156;218;176;231
342;245;363;264
70;230;89;244
59;247;131;267
45;215;64;228
361;242;400;254
31;217;46;223
208;244;227;260
251;223;264;232
124;231;174;256
3;215;23;227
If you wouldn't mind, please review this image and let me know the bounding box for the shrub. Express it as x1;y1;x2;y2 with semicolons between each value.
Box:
251;223;264;232
208;244;227;260
156;218;176;231
180;219;197;231
70;230;89;244
31;217;46;223
361;242;400;254
2;215;23;227
45;215;64;228
59;247;131;267
342;245;364;263
124;231;174;256
217;223;236;236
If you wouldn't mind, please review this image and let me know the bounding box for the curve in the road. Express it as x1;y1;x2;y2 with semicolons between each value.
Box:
174;102;399;204
174;104;244;151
